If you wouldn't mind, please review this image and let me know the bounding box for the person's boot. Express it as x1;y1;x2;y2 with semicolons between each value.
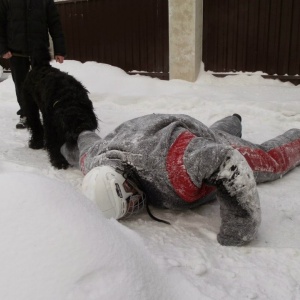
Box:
233;113;242;122
16;116;27;129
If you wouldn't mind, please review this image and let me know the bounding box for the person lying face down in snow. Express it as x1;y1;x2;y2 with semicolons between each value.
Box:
61;113;300;246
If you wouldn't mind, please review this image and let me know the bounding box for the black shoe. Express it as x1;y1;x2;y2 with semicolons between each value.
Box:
233;114;242;122
16;117;27;129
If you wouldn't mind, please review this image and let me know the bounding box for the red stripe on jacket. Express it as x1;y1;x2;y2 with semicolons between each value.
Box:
166;131;215;203
80;153;88;175
166;131;300;203
234;138;300;174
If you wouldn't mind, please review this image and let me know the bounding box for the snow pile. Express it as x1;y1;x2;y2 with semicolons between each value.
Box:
0;171;200;300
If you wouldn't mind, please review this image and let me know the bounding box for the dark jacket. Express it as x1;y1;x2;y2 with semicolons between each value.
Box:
0;0;65;56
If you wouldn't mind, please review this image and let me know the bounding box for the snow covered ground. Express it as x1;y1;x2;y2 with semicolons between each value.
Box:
0;61;300;300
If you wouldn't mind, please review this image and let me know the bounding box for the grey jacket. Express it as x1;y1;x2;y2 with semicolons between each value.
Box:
62;113;300;245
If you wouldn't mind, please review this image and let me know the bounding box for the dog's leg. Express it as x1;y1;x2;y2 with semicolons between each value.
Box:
48;145;70;169
44;118;69;169
23;89;44;149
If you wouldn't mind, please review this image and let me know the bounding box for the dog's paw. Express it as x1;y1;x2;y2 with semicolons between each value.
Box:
29;139;44;149
50;158;70;170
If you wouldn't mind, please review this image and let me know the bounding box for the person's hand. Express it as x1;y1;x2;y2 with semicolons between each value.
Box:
54;55;64;63
2;51;12;59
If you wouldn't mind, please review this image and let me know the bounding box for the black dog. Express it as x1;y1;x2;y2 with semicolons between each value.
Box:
22;49;98;169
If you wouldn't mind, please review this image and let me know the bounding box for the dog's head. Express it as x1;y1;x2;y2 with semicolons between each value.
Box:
30;46;52;68
58;104;98;145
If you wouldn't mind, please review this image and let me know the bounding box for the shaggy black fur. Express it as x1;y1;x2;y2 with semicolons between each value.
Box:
22;48;98;169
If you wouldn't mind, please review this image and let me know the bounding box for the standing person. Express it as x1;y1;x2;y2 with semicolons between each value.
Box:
60;113;300;246
0;0;66;129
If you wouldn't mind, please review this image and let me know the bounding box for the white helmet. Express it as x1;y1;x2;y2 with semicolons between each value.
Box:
82;165;145;219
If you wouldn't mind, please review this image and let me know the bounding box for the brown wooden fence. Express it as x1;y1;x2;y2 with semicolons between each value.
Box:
2;0;300;83
202;0;300;82
56;0;169;79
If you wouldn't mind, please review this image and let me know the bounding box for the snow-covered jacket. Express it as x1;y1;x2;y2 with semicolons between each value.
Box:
73;114;261;246
78;114;253;206
63;113;300;246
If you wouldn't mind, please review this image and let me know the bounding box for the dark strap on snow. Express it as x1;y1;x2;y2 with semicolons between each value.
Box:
146;202;170;225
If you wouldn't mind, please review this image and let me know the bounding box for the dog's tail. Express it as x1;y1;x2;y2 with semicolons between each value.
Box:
30;46;52;68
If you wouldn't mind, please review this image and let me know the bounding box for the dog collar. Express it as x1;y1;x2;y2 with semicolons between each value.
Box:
53;100;61;108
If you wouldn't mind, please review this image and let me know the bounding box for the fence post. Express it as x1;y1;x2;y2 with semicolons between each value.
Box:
169;0;203;82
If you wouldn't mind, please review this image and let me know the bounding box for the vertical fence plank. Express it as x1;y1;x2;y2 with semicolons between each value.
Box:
266;0;281;74
162;0;169;76
227;0;238;72
256;0;270;72
288;0;300;75
236;0;248;72
246;0;260;72
216;0;227;72
203;0;219;72
277;0;293;75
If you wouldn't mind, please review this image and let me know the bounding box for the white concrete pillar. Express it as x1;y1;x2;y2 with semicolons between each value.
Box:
169;0;203;82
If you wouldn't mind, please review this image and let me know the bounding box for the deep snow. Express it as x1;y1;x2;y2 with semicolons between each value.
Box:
0;61;300;300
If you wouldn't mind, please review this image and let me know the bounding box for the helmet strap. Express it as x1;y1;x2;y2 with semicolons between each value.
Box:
146;202;171;225
118;163;171;225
